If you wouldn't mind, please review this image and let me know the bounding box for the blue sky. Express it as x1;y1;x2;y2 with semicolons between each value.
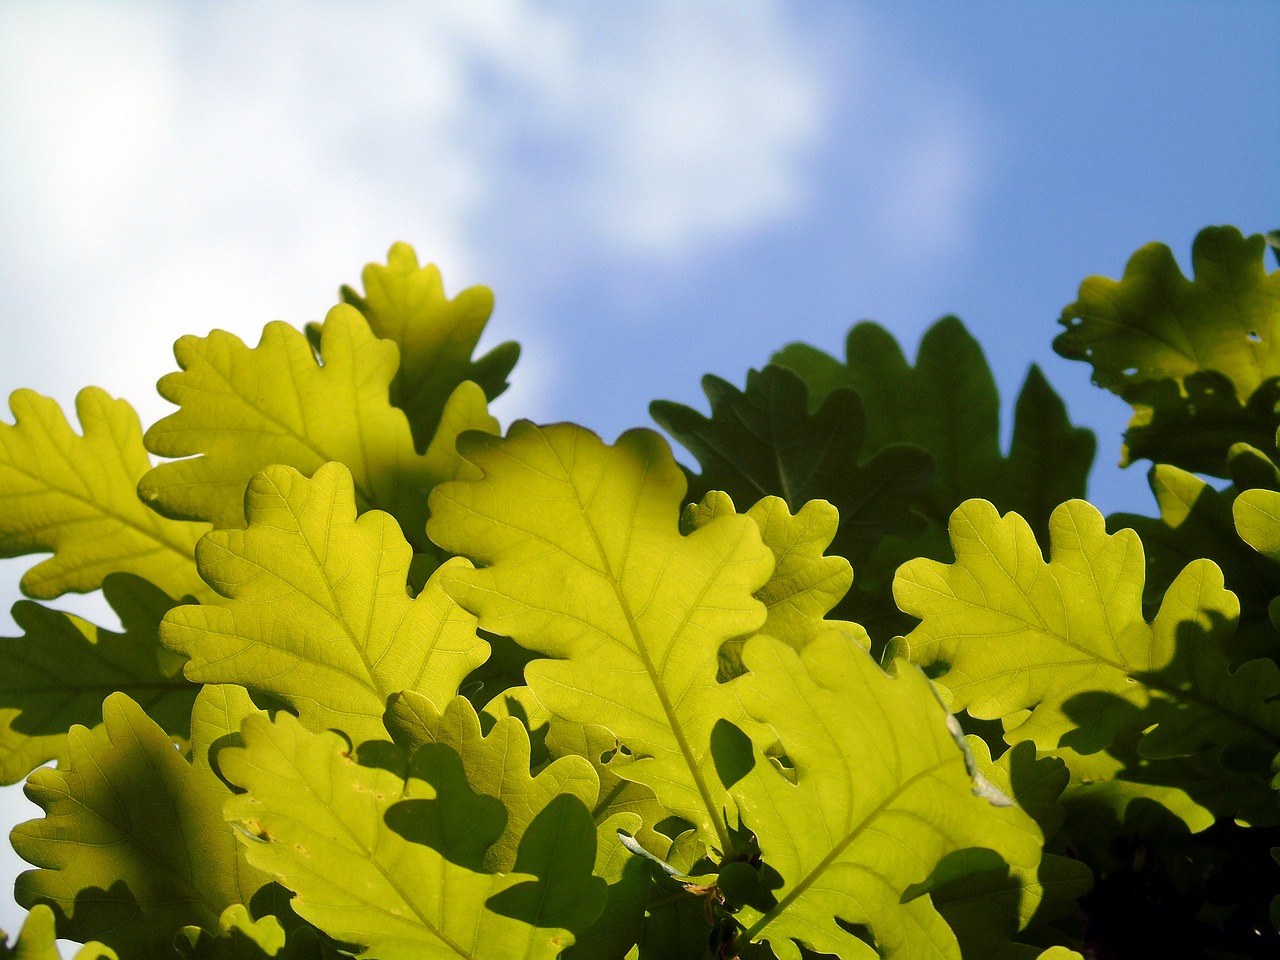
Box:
0;0;1276;937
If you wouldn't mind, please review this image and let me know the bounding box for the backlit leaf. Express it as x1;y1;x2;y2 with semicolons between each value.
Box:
162;462;487;746
187;685;272;891
380;693;598;872
0;387;209;601
931;740;1092;960
773;319;1093;646
542;722;701;960
221;710;605;960
383;693;672;960
12;691;265;958
682;491;856;686
339;243;518;451
0;573;194;784
894;499;1280;818
139;305;498;546
1055;226;1280;402
1054;226;1280;474
1234;483;1280;563
428;422;775;851
1114;373;1280;475
0;905;116;959
174;904;302;960
681;492;853;652
727;631;1043;960
1111;465;1280;664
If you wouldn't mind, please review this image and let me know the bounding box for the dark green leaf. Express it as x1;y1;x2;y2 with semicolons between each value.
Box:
650;363;932;566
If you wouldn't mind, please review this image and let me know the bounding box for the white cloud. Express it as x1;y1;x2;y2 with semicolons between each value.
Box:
0;0;828;429
548;4;823;255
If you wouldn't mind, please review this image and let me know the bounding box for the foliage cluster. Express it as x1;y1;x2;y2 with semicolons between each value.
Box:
0;227;1277;959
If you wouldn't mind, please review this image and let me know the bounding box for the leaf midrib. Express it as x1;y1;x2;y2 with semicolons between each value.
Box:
550;434;737;856
740;757;955;944
0;455;204;580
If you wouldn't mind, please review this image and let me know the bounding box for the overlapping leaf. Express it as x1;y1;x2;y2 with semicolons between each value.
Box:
381;693;599;871
681;491;855;685
0;387;209;601
774;317;1095;546
0;573;194;784
174;904;321;960
1056;226;1280;400
139;305;498;545
769;319;1093;646
0;905;116;959
894;499;1280;817
12;689;269;958
724;631;1043;960
1111;464;1280;664
931;741;1092;960
221;710;605;960
682;492;853;652
162;462;487;746
1112;373;1280;475
547;715;719;960
1055;226;1280;474
1234;480;1280;564
651;363;932;565
1232;470;1280;654
338;243;519;451
386;692;690;960
428;422;775;851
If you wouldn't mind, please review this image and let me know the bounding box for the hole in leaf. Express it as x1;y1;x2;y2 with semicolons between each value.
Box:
1122;367;1138;376
654;815;694;841
763;742;796;784
834;918;877;949
1249;330;1262;342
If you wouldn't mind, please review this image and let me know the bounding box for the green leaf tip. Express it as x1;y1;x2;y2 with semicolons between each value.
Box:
0;386;210;601
161;461;488;746
341;242;518;452
686;492;852;628
1;905;117;959
140;303;499;545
